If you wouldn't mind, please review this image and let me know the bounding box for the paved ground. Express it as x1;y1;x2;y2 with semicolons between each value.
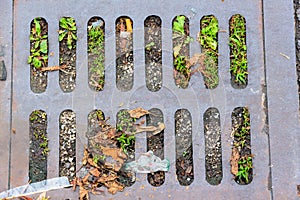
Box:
0;0;299;199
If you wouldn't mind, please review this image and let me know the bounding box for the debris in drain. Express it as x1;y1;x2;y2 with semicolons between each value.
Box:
0;177;71;199
0;60;7;81
125;151;170;173
73;107;168;199
40;65;67;72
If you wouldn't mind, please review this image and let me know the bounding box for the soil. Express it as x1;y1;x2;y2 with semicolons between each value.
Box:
116;17;134;92
88;17;105;91
173;16;190;89
175;109;194;186
294;0;300;108
59;110;76;181
146;108;165;186
145;16;162;92
204;108;222;185
29;110;48;183
230;107;252;185
59;19;77;93
30;18;48;93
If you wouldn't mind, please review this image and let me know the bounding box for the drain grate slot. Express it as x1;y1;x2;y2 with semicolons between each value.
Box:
59;17;77;93
116;17;134;92
29;17;48;93
59;110;76;180
29;110;48;183
145;16;162;92
146;108;165;186
173;15;190;88
204;107;222;185
87;17;105;91
231;107;252;185
175;109;194;186
229;14;248;89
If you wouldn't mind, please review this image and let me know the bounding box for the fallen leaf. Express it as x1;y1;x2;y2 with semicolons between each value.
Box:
89;168;101;177
82;147;89;166
128;107;149;118
230;147;240;176
173;44;182;58
105;181;124;194
100;145;127;164
79;186;89;200
135;123;165;135
19;196;33;200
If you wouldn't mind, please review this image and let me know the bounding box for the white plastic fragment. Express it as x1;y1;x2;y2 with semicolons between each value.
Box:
125;151;170;173
0;177;71;199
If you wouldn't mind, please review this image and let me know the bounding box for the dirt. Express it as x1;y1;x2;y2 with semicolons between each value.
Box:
146;108;165;186
29;110;48;183
145;16;162;92
59;20;77;93
175;109;194;186
294;0;300;109
204;108;222;185
30;18;48;93
116;17;134;92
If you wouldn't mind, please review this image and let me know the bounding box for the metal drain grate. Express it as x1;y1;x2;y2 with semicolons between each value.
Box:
0;0;299;199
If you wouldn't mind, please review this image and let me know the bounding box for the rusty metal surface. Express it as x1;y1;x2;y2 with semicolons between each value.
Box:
0;0;12;192
264;0;300;199
0;0;297;199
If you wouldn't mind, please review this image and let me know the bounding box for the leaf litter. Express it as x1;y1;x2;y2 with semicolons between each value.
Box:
72;107;166;200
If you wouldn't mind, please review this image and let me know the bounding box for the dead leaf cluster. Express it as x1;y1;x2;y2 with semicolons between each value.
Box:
73;107;165;200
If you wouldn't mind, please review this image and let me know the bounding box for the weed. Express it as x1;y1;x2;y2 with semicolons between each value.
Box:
116;133;135;154
59;17;77;50
175;55;189;78
145;42;155;51
229;14;247;85
28;18;48;69
233;107;250;148
236;156;252;183
172;15;193;83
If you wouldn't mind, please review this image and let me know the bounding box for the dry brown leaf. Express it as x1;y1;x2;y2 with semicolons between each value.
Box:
79;186;89;200
230;147;240;176
89;168;101;177
98;173;119;183
135;123;165;135
186;53;205;68
105;181;124;194
82;148;89;166
100;145;127;163
128;107;149;118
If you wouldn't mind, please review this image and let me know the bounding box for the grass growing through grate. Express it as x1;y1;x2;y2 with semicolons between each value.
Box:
229;14;248;88
87;17;105;91
199;15;219;89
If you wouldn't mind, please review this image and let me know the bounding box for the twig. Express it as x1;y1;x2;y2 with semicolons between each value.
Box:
40;65;67;72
